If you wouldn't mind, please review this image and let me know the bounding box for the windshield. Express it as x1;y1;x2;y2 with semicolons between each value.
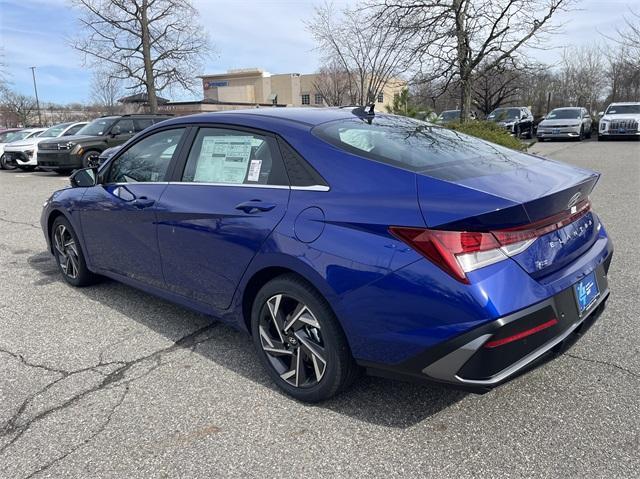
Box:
605;104;640;115
547;109;581;120
3;130;32;142
0;131;20;142
439;111;460;120
312;115;542;181
488;108;520;121
40;123;72;138
77;118;116;136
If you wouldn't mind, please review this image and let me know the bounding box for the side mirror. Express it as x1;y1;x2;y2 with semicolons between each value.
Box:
70;167;97;188
598;111;604;117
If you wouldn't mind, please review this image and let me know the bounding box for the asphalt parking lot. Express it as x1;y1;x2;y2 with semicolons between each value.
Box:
0;138;638;478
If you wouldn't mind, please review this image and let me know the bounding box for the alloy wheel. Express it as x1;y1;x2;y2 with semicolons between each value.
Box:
258;294;327;388
53;224;80;279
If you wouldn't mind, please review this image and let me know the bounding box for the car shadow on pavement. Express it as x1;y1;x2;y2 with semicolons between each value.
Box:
27;251;467;429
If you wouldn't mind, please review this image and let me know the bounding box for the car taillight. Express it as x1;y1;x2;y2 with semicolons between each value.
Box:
390;199;592;283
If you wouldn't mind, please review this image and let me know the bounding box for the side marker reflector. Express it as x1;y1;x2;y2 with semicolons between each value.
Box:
484;318;559;349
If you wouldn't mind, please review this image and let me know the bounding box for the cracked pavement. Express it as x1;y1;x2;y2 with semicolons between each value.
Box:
0;139;638;478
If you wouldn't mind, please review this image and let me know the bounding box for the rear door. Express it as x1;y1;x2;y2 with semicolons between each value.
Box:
80;127;187;287
156;126;290;309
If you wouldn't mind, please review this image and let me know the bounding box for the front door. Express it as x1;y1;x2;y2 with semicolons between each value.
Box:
79;127;186;288
156;127;290;309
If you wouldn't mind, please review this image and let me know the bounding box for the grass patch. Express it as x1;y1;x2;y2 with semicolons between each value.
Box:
447;121;527;151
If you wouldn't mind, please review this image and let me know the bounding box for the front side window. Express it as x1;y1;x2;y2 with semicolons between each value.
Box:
106;128;184;183
181;128;288;186
301;94;310;105
488;108;521;121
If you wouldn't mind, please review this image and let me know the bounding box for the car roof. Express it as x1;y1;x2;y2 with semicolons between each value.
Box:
552;107;582;110
608;102;640;106
161;107;366;129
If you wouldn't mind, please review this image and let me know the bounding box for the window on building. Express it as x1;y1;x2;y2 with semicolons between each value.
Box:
314;93;323;105
377;92;384;103
301;94;310;105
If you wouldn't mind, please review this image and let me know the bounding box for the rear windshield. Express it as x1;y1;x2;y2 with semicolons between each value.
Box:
312;115;542;180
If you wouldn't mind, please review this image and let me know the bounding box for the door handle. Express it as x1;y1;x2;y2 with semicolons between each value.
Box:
131;197;155;209
235;200;277;214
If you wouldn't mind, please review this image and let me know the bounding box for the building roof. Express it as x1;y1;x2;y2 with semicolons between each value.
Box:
118;92;170;104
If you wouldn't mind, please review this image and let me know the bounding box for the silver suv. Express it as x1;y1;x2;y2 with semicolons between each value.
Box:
537;107;592;141
598;102;640;140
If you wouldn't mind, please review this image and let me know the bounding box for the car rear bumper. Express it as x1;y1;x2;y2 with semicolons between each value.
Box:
359;251;612;391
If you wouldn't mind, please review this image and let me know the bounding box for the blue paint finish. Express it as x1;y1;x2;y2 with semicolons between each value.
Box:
41;108;613;374
155;183;290;309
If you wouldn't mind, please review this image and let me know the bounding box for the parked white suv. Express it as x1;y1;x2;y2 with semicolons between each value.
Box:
0;128;47;170
598;102;640;140
3;122;87;171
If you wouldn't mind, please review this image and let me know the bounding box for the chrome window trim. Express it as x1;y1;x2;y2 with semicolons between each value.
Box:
164;182;330;191
291;185;330;192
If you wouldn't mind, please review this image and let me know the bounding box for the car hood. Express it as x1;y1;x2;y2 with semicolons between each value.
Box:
416;152;599;230
39;134;99;145
539;119;582;127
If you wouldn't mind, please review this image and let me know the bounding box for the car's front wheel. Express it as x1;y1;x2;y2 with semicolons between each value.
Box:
251;274;358;402
0;154;16;170
81;151;100;169
51;216;97;287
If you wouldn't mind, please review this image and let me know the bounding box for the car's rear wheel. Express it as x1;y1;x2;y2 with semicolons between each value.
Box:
251;274;358;402
51;217;97;287
0;154;16;170
578;126;584;141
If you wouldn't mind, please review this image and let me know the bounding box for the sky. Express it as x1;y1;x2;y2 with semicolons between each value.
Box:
0;0;636;105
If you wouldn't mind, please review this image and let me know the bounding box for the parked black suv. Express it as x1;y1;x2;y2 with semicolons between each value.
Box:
37;114;172;174
487;107;534;139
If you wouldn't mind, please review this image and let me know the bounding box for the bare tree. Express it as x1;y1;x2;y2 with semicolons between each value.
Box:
471;59;533;116
0;89;38;126
90;70;124;114
312;59;353;106
558;44;605;111
71;0;211;113
308;2;415;106
374;0;572;121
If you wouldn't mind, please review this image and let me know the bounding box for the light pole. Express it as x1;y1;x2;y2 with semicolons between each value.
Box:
30;66;42;126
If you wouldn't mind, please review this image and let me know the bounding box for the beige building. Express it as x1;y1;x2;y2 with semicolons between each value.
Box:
199;68;406;110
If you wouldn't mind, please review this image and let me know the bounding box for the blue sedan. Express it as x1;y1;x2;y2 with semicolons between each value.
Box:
41;107;613;402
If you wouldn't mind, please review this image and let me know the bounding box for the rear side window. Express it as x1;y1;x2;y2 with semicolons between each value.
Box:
181;128;288;186
312;115;543;181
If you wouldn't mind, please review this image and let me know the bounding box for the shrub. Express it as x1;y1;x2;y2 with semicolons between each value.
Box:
446;120;528;151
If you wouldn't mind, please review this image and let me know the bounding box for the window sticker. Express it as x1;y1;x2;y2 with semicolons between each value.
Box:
247;159;262;182
194;136;252;183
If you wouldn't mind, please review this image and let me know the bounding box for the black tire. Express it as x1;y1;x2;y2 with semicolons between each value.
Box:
578;126;584;141
251;274;358;402
51;216;97;287
0;154;16;170
526;126;533;139
514;124;521;139
81;150;100;168
597;134;607;141
55;169;73;176
18;165;36;171
586;127;592;139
